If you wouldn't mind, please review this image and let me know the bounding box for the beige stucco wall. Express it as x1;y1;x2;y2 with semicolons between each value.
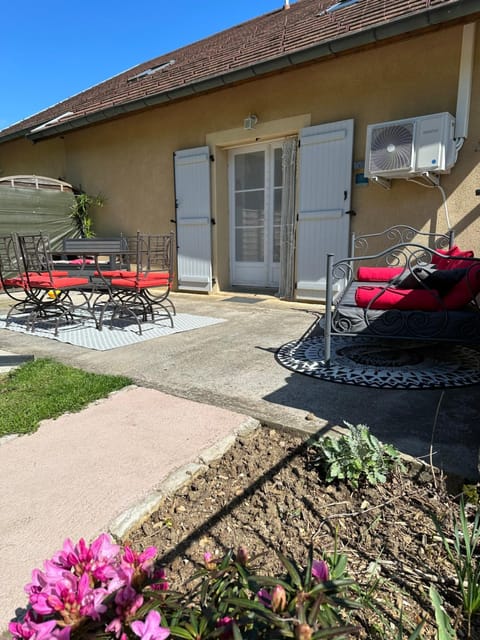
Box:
1;22;479;292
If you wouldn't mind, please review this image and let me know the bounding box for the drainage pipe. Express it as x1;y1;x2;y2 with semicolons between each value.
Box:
455;22;476;141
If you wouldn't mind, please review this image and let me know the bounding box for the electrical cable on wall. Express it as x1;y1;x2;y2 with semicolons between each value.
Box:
405;178;452;231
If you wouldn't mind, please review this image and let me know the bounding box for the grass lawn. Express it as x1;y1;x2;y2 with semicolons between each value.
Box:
0;358;132;436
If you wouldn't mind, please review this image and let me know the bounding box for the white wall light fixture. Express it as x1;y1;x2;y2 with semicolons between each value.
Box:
243;114;258;130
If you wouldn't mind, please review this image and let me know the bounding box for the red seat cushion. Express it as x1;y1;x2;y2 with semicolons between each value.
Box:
99;271;169;282
357;266;404;282
3;276;25;287
355;286;442;311
69;258;93;265
119;271;169;281
442;264;480;309
34;276;90;288
111;274;170;289
94;270;128;278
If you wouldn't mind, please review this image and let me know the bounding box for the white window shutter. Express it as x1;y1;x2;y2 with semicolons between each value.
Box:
295;119;354;301
174;147;213;292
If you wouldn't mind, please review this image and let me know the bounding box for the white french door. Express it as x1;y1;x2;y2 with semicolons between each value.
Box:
229;142;283;288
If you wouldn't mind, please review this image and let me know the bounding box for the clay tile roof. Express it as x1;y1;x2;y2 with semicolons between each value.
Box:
1;0;478;141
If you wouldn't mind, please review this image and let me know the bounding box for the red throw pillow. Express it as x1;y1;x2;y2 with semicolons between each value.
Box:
442;264;480;309
432;246;474;270
355;286;442;311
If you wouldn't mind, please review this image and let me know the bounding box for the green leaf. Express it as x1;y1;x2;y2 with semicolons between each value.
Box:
277;551;303;589
429;585;456;640
170;625;198;640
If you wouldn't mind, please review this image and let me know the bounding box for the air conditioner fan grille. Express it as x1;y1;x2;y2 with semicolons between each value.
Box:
369;123;414;173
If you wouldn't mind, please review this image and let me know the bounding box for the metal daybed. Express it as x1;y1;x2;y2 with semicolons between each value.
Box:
323;225;480;364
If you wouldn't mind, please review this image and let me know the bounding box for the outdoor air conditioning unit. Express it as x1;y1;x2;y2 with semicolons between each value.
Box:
365;112;457;179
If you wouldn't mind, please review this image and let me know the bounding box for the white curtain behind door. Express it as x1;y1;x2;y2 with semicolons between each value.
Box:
278;137;297;299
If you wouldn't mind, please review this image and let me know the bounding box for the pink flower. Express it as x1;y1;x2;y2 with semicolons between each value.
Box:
151;567;169;591
271;585;287;612
216;616;234;640
257;588;271;607
114;585;144;617
52;537;92;574
124;546;157;574
8;618;62;640
312;559;329;582
203;551;216;570
51;534;120;582
257;586;287;612
106;618;124;639
236;546;249;565
131;610;170;640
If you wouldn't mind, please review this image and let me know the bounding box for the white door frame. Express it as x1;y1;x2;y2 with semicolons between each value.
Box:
228;141;283;288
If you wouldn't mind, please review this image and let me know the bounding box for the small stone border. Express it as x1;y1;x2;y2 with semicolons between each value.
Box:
108;416;260;541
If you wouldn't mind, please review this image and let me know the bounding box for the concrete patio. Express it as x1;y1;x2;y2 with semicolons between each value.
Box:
1;290;478;480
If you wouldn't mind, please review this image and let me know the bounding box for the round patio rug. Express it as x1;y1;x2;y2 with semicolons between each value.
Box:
276;335;480;389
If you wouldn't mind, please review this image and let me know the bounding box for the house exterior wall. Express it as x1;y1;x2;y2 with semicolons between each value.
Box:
0;23;479;292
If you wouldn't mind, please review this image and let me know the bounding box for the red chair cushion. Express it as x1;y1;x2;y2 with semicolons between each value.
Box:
355;286;442;311
3;277;25;287
34;276;90;288
98;271;169;282
94;270;128;278
356;266;404;282
69;258;93;265
111;273;170;289
442;264;480;309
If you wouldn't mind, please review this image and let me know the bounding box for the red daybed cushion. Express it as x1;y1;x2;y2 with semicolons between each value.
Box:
355;286;442;311
442;264;480;309
357;246;475;282
357;266;404;282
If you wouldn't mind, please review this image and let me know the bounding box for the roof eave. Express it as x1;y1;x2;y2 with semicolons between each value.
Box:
2;0;478;144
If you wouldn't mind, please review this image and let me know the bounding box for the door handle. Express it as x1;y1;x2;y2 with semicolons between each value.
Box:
345;210;357;216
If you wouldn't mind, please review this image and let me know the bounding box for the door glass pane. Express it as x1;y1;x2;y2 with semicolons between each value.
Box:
235;152;265;190
235;191;264;227
235;190;264;262
236;228;264;262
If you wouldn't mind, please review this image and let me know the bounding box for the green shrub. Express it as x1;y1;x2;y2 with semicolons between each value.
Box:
311;423;405;489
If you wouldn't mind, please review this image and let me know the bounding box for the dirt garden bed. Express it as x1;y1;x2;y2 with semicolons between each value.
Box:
128;426;479;639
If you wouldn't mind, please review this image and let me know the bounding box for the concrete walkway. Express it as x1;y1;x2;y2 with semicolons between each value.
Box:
0;384;256;629
0;291;479;630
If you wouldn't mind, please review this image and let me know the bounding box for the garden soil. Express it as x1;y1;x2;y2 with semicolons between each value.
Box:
128;427;480;640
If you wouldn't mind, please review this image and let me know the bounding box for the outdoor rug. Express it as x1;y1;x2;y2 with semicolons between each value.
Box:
276;334;480;389
0;313;225;351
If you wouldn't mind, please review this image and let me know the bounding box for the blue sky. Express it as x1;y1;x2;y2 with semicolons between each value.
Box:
1;1;287;131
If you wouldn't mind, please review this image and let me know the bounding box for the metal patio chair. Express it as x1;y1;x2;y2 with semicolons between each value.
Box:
16;232;97;335
99;231;176;334
0;233;28;305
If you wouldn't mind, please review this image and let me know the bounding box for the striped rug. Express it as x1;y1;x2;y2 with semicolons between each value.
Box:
0;313;225;351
